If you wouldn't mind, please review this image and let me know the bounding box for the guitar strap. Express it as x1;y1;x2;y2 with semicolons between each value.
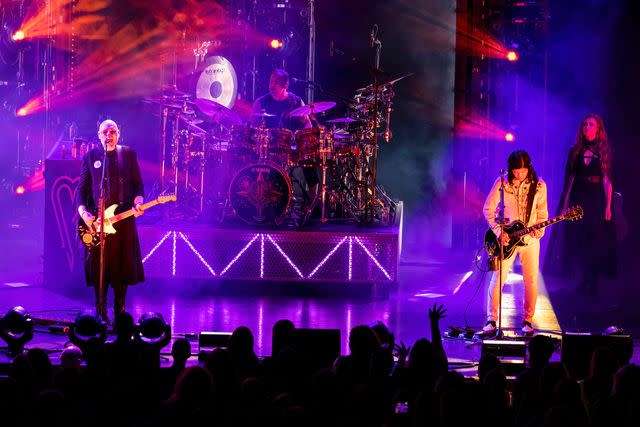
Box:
524;177;538;224
116;146;124;205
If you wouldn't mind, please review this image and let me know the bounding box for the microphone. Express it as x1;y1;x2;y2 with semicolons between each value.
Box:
291;77;308;83
499;169;507;176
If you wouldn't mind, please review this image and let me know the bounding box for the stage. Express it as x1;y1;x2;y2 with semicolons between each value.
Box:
3;221;639;372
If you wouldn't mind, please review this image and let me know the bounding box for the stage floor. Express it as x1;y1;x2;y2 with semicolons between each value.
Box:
2;237;639;370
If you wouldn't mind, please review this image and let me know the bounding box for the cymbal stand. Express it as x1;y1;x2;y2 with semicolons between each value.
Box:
199;134;206;214
160;106;168;188
366;25;384;222
302;129;360;224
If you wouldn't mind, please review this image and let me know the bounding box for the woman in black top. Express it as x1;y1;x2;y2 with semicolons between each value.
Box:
559;114;617;295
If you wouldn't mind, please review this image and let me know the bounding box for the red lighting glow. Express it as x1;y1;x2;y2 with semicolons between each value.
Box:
456;20;511;59
12;0;265;116
12;31;25;41
269;38;283;49
506;50;519;62
455;112;513;142
505;132;516;142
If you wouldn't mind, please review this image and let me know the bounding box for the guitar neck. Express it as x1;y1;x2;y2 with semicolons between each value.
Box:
512;215;566;238
110;199;160;224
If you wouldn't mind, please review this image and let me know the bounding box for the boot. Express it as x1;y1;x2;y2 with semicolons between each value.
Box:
94;284;108;321
114;286;127;316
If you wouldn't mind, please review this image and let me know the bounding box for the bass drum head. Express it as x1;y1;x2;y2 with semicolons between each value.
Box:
228;163;292;225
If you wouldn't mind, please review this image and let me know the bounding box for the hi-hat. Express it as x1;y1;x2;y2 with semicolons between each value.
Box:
290;101;336;117
195;98;242;126
327;117;358;123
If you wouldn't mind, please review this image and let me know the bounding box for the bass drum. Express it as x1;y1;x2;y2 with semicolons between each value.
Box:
228;163;292;225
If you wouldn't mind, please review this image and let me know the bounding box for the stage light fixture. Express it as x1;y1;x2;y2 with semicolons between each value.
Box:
11;30;25;42
136;312;171;348
0;306;34;355
14;185;26;195
16;107;28;117
69;313;107;347
506;50;519;62
269;38;283;49
505;132;516;142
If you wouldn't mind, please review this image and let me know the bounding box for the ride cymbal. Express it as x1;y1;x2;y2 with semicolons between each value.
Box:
195;98;242;126
290;101;336;117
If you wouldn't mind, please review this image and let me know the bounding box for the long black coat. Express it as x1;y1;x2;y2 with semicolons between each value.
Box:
76;146;145;288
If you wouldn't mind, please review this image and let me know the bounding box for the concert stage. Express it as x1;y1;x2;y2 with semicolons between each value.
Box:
138;222;401;285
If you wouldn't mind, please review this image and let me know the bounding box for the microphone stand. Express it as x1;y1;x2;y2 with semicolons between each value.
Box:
495;170;509;339
96;143;109;321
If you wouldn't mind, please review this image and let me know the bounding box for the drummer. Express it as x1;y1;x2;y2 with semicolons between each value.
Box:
252;69;312;130
253;69;318;211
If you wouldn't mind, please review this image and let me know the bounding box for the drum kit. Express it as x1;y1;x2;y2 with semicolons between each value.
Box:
146;72;408;227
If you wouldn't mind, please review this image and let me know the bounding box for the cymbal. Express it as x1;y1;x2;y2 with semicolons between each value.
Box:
383;72;414;86
327;117;358;123
252;111;275;117
195;56;238;109
180;116;206;135
355;72;414;93
161;86;190;98
333;130;351;140
143;96;193;110
290;101;336;117
195;98;242;126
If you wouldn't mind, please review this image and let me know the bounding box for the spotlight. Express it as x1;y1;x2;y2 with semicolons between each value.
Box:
69;313;107;348
0;306;34;356
14;185;26;195
505;132;516;142
269;38;283;49
11;30;25;42
506;50;519;62
135;312;171;348
16;107;28;117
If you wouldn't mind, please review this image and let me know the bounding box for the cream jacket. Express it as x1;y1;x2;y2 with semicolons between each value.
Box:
483;177;549;245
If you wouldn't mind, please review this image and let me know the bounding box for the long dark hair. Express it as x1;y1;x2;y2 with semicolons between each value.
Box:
507;150;538;185
574;114;612;179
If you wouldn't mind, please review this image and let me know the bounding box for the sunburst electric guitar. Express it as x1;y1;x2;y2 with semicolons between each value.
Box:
78;194;176;249
484;205;583;260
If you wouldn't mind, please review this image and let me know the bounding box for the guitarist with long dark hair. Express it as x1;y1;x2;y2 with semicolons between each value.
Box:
76;119;145;321
481;150;548;336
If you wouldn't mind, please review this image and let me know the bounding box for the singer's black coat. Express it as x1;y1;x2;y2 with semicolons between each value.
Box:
76;146;145;288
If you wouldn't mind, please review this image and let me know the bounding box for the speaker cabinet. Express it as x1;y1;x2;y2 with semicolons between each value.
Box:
561;332;633;380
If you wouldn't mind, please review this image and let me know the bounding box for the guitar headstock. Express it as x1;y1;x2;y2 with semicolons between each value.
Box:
562;205;584;221
158;194;177;204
